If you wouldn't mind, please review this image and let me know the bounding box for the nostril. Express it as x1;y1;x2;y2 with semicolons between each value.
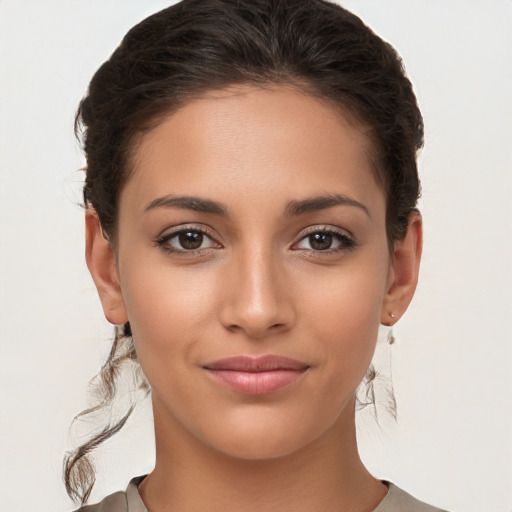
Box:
224;321;286;339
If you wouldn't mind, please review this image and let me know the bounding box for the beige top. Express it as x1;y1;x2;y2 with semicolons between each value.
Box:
77;476;449;512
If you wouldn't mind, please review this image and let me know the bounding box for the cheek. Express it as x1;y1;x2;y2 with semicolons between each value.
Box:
298;257;388;386
117;253;218;379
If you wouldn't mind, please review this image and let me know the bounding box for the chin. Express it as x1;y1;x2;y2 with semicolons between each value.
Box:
211;429;315;461
197;404;343;462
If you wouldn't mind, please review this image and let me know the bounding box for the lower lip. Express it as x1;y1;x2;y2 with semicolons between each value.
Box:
205;369;307;395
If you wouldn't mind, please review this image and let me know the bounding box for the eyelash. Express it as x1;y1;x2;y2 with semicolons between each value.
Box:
154;225;356;256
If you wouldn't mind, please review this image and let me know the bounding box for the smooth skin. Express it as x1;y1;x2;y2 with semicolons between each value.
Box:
86;86;422;512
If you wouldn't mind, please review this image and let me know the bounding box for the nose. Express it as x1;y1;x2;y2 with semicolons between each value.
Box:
218;246;296;339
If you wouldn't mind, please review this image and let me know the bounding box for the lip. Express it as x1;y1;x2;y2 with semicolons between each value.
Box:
203;355;310;395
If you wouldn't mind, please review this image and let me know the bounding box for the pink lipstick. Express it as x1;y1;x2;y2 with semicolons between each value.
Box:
203;355;309;395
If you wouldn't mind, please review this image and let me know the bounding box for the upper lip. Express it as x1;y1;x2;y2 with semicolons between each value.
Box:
203;355;309;372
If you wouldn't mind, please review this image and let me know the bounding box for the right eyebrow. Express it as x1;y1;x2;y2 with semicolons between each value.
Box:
144;194;228;216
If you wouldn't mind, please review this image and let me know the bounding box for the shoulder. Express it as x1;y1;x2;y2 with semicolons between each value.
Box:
74;476;146;512
375;482;450;512
74;491;127;512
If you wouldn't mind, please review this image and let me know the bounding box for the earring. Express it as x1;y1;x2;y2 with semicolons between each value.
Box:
388;313;396;345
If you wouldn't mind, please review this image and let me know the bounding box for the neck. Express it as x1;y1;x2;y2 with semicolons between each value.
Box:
139;397;387;512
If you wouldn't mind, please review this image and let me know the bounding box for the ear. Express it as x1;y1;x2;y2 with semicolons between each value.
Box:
381;212;423;326
85;209;128;326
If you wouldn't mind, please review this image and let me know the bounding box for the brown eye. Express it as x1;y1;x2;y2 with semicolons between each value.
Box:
178;231;204;250
309;233;333;250
157;228;219;253
293;229;355;253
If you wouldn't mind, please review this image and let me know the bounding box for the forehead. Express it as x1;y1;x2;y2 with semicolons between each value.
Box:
123;85;385;217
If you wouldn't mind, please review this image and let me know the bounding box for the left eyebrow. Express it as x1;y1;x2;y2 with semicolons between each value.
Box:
144;194;228;216
285;193;371;218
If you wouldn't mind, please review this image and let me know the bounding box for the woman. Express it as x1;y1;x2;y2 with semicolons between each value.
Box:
65;0;446;510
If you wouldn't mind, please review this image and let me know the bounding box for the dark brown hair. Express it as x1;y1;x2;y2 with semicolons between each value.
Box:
65;0;423;504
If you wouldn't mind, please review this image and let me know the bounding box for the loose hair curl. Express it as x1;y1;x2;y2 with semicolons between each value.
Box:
65;0;423;504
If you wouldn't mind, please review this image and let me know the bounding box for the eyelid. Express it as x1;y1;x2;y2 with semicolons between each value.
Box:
297;224;353;238
156;223;216;241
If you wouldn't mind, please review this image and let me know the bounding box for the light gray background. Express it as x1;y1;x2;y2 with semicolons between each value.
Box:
0;1;511;511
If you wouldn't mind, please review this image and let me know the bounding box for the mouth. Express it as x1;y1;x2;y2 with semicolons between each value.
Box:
203;355;310;395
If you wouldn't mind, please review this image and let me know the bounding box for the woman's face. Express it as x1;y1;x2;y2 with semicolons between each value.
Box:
105;86;399;459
